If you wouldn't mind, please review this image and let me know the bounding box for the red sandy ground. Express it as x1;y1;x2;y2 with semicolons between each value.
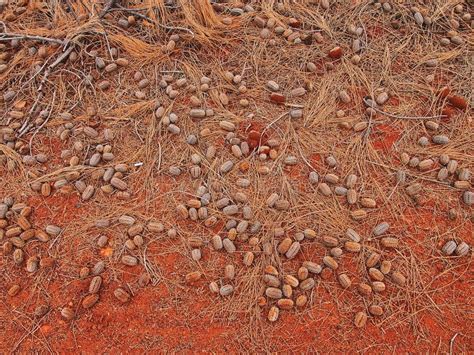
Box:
1;143;472;352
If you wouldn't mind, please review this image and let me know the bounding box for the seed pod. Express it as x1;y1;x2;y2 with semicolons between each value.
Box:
463;191;473;205
61;307;74;320
121;255;138;266
373;222;389;236
268;306;279;322
219;285;234;296
358;283;372;296
185;271;202;283
277;298;294;310
360;198;376;208
303;228;316;239
391;271;406;286
211;235;223;250
223;238;236;253
220;160;234;174
323;256;338;270
368;268;384;281
26;256;39;273
111;177;127;190
338;273;352;288
296;295;308;307
13;249;24;264
223;205;239;215
45;225;61;236
437;168;449;181
454;180;471;189
369;305;384;316
111;288;130;303
432;135;449;145
300;278;315;291
264;274;281;288
419;159;434;171
91;260;105;275
295;266;308;280
303;261;322;274
351;209;367;221
366;253;381;267
89;276;102;293
82;294;99;309
381;237;399;248
97;235;108;247
325;173;339;184
455;242;469;256
372;281;386;292
345;241;361;252
128;224;144;237
354;311;368;328
322;236;339;247
319;183;332;196
266;287;283;299
8;284;21;297
345;228;361;242
148;221;164;233
284;275;299;288
285;241;300;259
243;251;254;266
442;240;457;255
380;260;392;274
34;305;50;317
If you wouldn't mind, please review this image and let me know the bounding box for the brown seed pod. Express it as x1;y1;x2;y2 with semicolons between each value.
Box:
264;274;281;288
185;271;202;283
34;305;50;317
13;249;24;265
354;311;368;328
323;256;338;270
79;267;90;279
17;216;31;231
358;283;372;296
381;237;399;248
266;287;283;299
277;237;292;254
300;278;315;291
61;307;75;320
8;284;21;297
127;224;144;237
223;238;236;253
26;256;39;273
277;299;294;310
147;221;164;233
82;294;99;309
369;305;384;316
209;281;219;293
89;276;102;293
265;265;279;276
368;268;384;281
20;229;35;241
297;267;309;280
282;284;292;298
366;252;381;267
360;198;376;208
268;306;279;322
303;261;322;274
338;273;352;288
219;285;234;296
92;261;105;275
243;251;254;266
351;209;367;221
347;189;357;204
121;255;138;266
380;260;392;274
296;295;308;307
345;241;361;252
114;288;131;303
303;228;317;239
372;281;386;292
211;235;223;250
284;275;299;288
322;236;339;247
319;183;332;196
285;241;300;259
391;271;406;286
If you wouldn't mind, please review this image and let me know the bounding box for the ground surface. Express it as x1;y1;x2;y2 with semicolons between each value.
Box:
0;0;473;353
